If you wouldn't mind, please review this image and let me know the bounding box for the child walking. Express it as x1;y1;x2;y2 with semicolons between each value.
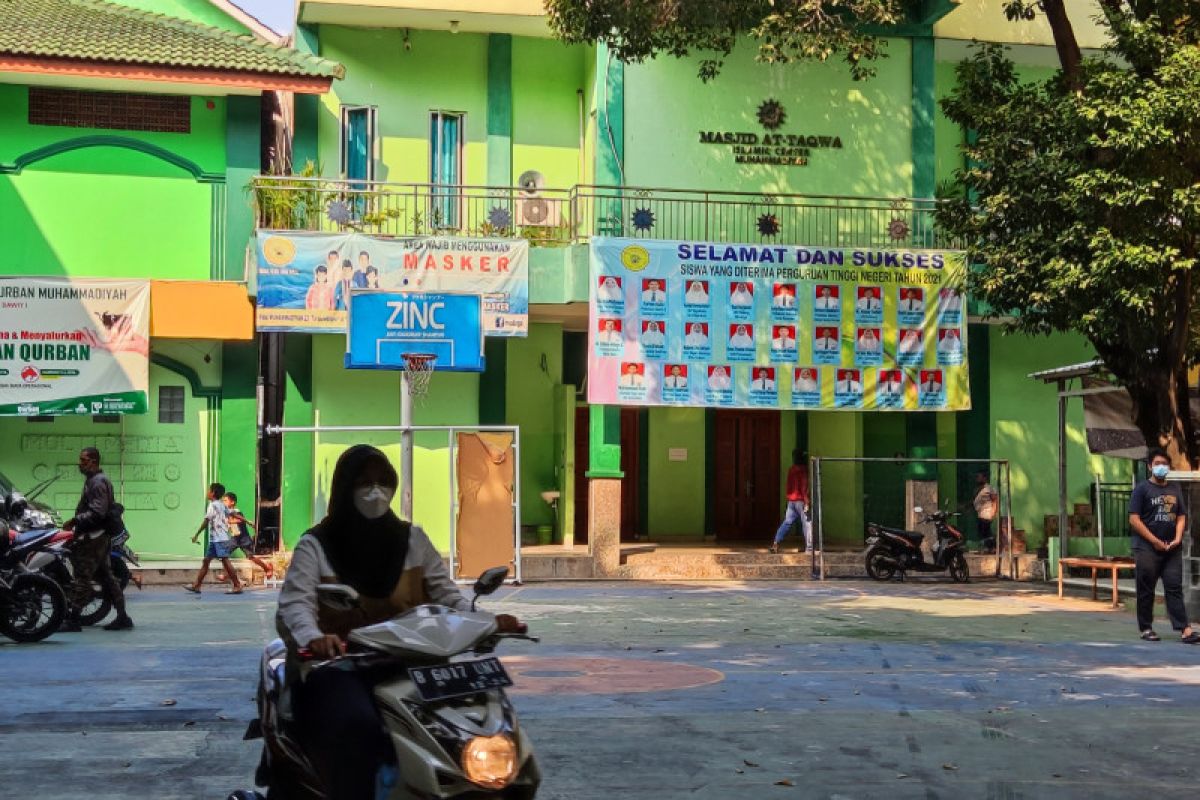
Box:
184;482;244;594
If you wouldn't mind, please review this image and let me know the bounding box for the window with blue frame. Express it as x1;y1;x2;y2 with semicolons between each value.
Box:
429;111;464;229
340;106;376;216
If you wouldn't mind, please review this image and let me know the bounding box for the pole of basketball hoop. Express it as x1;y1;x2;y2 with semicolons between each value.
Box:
401;371;414;521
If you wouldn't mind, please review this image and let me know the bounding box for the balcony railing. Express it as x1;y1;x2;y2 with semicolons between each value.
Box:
251;177;961;251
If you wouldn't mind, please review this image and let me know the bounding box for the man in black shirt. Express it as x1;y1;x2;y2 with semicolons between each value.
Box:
60;447;132;632
1128;448;1197;643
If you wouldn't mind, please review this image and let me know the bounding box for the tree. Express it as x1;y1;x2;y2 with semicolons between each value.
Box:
546;0;914;81
937;5;1200;467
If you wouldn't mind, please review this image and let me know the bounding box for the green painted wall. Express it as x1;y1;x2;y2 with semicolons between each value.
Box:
0;343;220;560
504;323;563;528
512;37;587;189
989;330;1128;549
224;95;260;281
622;39;913;196
318;27;489;185
646;407;706;536
809;412;864;547
282;334;314;546
306;334;480;552
1;87;227;279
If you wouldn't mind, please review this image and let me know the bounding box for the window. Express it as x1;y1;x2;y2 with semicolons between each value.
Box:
29;88;190;133
340;106;377;182
26;416;53;423
158;386;185;424
92;415;120;424
429;111;464;228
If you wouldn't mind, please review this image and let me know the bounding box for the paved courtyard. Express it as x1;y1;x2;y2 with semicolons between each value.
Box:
1;579;1198;799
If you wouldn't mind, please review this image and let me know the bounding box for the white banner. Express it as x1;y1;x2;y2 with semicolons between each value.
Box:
0;278;150;416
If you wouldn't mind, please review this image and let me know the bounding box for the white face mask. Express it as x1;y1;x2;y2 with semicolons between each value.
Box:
353;484;395;519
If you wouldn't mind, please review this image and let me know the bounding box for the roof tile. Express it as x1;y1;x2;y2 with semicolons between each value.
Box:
0;0;343;79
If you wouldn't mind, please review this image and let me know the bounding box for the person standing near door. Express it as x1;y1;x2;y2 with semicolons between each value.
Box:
1128;448;1199;643
770;450;812;555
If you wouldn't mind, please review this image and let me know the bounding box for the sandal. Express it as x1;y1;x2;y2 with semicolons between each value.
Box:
1181;631;1200;644
182;584;201;594
1140;629;1160;641
225;587;244;595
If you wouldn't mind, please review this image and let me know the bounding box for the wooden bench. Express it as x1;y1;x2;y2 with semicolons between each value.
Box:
1057;556;1135;608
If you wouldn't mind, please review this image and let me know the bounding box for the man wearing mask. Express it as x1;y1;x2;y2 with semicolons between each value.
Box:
1128;449;1199;643
61;448;132;631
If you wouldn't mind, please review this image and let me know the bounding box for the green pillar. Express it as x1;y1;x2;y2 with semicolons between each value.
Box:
911;34;936;201
587;405;622;478
486;34;513;187
224;95;260;280
594;43;624;186
218;341;258;504
293;24;321;170
907;413;938;479
281;334;314;545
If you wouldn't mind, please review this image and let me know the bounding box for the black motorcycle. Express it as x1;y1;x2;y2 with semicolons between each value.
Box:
864;506;969;582
0;492;67;642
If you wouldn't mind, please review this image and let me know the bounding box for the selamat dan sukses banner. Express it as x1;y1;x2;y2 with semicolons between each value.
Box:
0;278;150;416
587;237;969;411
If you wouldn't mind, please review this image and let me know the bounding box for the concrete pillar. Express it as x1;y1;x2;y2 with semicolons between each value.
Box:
906;479;939;560
587;405;622;574
589;478;622;576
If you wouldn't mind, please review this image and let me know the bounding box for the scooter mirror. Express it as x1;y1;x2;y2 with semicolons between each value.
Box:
316;583;360;612
473;566;509;597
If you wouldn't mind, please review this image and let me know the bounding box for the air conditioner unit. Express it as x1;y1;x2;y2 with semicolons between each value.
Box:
514;169;561;227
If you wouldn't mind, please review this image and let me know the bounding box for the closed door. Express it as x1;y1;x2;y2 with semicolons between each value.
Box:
713;410;780;540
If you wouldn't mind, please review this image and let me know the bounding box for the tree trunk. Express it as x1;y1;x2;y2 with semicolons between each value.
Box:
1041;0;1083;87
1129;371;1196;470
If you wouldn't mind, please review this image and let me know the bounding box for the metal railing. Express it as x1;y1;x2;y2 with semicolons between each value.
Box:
251;177;962;251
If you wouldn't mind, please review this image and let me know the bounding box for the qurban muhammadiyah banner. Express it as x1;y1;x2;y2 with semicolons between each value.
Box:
255;231;528;337
587;237;970;411
0;278;150;416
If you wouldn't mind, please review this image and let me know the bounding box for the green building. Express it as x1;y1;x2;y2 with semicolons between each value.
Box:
0;0;341;562
245;0;1129;569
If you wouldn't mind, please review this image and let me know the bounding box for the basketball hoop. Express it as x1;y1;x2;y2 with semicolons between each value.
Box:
401;352;437;399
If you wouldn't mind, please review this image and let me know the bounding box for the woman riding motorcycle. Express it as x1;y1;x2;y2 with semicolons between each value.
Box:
276;444;522;798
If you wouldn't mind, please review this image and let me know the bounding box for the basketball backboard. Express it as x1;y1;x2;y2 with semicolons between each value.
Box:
345;290;485;372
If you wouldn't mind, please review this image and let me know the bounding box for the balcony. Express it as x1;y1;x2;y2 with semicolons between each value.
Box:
251;177;962;251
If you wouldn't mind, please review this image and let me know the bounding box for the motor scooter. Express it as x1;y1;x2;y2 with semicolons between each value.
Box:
0;491;67;642
864;506;969;582
24;527;138;625
230;565;541;800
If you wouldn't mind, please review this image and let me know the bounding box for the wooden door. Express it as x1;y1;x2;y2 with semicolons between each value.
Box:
574;407;641;544
713;410;780;540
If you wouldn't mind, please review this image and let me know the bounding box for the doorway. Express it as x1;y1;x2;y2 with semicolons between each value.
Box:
712;410;780;541
573;406;641;544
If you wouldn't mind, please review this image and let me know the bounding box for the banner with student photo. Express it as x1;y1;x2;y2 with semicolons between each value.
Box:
255;231;528;336
0;278;150;416
587;237;970;411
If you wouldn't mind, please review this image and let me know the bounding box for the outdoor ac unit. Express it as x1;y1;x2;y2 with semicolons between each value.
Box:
514;169;561;227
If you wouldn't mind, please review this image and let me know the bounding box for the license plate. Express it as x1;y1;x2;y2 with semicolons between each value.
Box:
408;657;513;701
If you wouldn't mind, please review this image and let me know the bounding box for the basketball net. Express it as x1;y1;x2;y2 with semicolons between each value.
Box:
402;353;436;401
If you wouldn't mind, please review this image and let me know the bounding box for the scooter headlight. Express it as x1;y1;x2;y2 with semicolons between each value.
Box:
461;734;517;789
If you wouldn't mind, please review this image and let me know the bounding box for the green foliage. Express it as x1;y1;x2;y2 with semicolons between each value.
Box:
546;0;912;81
251;160;324;230
937;11;1200;456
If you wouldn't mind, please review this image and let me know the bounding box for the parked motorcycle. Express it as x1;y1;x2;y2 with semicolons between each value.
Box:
25;526;138;626
864;506;969;582
0;492;67;642
231;565;540;800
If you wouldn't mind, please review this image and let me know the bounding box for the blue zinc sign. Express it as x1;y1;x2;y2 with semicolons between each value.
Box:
346;290;485;372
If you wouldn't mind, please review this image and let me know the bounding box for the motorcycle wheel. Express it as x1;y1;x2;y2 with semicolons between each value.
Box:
78;583;113;627
0;573;67;643
948;551;970;583
864;546;896;581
